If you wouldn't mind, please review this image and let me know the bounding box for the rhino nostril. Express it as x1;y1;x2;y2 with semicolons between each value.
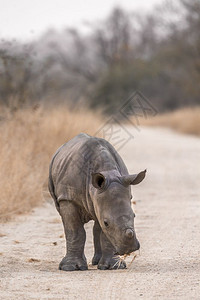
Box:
125;228;134;238
104;220;109;227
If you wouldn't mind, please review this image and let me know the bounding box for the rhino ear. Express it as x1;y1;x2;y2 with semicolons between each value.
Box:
92;173;106;190
121;169;146;186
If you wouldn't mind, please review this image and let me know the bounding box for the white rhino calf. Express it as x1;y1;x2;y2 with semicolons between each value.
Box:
48;133;146;271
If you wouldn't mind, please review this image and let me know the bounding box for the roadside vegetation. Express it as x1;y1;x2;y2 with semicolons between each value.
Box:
141;106;200;136
0;105;101;221
1;0;200;114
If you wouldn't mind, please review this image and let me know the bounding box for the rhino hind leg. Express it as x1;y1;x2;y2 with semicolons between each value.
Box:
58;200;88;271
92;221;102;265
97;231;126;270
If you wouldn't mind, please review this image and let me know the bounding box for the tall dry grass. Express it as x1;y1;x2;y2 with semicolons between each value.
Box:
141;106;200;136
0;105;102;221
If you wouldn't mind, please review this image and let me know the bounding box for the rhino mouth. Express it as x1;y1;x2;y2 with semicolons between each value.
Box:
115;241;140;256
115;250;134;256
115;249;133;256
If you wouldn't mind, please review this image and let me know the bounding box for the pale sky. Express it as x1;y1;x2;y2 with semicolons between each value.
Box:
0;0;161;41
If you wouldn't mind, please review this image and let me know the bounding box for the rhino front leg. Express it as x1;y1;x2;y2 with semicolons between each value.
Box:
59;200;88;271
92;221;102;265
98;231;126;270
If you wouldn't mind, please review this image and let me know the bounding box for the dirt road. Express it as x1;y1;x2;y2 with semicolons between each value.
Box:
0;127;200;299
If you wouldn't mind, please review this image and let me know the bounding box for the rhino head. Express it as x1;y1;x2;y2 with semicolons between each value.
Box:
91;169;146;255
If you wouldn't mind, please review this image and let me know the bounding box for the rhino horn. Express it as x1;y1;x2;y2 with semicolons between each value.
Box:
121;169;147;186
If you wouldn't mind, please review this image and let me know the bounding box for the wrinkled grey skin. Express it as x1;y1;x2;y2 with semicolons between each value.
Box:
48;133;146;271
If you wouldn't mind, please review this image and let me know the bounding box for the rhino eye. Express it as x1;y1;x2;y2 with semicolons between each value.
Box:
104;220;109;227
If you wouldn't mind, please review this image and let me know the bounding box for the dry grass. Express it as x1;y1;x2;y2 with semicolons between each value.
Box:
140;106;200;136
2;104;198;222
0;104;102;221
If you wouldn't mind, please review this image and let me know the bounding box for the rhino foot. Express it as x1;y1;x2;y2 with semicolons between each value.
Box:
92;253;102;265
97;256;126;270
59;256;88;271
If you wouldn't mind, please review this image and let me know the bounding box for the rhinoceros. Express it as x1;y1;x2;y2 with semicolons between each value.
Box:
48;133;146;271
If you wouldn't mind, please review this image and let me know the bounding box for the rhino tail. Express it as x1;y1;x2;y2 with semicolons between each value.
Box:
48;143;68;212
48;156;60;213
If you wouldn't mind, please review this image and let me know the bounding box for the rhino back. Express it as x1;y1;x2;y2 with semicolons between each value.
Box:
49;133;128;210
